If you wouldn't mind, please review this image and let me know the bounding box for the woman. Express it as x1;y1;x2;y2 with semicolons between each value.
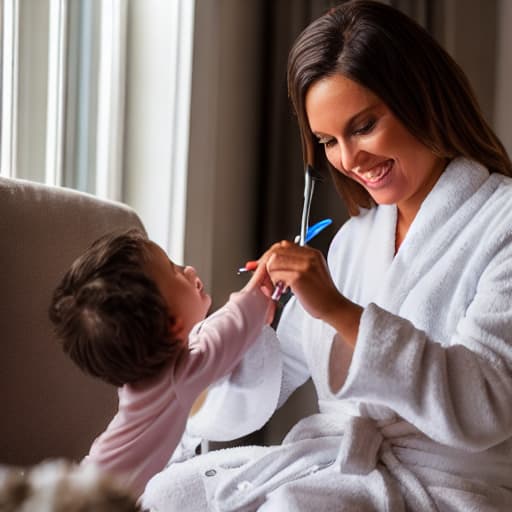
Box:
142;1;512;510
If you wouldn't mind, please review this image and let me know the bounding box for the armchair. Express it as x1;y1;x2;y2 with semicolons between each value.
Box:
0;177;146;466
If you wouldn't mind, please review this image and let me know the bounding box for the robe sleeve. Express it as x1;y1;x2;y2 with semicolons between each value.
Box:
337;238;512;451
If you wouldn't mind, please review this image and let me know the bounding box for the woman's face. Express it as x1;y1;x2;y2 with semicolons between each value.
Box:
305;74;445;217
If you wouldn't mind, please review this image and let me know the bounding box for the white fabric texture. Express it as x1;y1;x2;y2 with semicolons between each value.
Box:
142;158;512;511
187;326;282;441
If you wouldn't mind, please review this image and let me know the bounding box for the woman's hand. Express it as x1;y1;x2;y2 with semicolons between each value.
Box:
264;241;341;318
263;241;362;346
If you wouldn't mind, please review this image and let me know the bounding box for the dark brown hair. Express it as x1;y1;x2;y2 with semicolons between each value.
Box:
287;0;512;216
49;229;181;387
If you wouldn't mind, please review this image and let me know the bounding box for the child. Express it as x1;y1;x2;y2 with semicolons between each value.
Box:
49;229;275;498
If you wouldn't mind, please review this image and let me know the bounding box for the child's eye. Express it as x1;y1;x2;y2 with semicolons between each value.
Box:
352;119;375;136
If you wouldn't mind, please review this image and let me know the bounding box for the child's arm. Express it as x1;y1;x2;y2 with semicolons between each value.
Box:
186;262;275;418
84;262;274;498
177;261;275;394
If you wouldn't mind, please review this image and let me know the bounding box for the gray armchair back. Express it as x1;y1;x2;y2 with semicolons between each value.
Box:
0;177;146;466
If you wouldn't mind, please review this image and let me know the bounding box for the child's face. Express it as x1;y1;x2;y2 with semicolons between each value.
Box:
144;242;212;339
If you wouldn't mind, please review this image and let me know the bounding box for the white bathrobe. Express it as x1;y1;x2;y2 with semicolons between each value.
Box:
142;158;512;511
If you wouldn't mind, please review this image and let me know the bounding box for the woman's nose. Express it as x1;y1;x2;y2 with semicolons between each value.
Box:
336;138;359;173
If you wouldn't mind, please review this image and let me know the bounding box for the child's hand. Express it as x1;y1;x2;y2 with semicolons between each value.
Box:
243;259;272;295
243;261;276;324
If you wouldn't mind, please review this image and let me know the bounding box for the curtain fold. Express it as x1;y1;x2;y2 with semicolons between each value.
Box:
256;0;341;258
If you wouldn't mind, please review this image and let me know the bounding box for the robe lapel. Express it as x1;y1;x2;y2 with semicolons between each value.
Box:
373;158;491;315
355;204;397;306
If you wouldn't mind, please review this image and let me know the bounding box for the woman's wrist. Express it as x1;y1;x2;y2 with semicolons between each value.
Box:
323;295;362;348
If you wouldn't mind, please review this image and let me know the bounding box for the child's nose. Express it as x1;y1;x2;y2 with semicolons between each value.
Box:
183;265;196;277
186;266;204;291
184;266;200;285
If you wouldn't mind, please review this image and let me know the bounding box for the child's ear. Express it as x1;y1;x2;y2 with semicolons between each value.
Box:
168;316;185;338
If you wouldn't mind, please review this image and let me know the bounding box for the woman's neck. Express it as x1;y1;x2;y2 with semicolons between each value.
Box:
395;208;413;253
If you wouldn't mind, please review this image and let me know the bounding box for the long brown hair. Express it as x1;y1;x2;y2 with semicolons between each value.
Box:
287;0;512;215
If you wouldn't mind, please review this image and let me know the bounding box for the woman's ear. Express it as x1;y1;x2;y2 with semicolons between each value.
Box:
168;316;185;339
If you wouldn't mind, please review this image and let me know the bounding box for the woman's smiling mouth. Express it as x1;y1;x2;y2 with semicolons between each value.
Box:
352;160;393;188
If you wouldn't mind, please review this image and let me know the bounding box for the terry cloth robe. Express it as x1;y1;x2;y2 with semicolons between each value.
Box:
142;158;512;512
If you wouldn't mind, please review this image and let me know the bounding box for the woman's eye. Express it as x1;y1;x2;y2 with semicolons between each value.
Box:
318;137;336;148
353;119;375;136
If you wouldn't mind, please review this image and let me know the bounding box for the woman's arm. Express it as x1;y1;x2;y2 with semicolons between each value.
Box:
265;238;512;451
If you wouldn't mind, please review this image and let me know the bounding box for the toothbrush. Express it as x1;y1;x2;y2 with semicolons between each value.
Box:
239;165;324;301
238;218;333;274
272;165;324;300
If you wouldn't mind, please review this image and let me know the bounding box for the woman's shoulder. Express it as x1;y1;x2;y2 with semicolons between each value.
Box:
480;173;512;243
489;171;512;201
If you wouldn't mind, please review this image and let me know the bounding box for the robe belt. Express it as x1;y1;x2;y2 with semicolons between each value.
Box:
213;412;511;511
282;411;396;476
336;415;383;475
213;413;439;511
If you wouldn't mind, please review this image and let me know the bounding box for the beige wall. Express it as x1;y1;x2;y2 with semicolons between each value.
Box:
186;0;265;308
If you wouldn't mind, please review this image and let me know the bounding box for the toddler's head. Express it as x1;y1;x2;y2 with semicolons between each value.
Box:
49;229;211;387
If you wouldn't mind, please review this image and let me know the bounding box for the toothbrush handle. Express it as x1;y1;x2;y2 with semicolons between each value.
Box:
299;168;316;246
271;281;285;301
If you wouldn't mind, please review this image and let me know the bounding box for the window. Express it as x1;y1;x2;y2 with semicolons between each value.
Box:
0;0;195;260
